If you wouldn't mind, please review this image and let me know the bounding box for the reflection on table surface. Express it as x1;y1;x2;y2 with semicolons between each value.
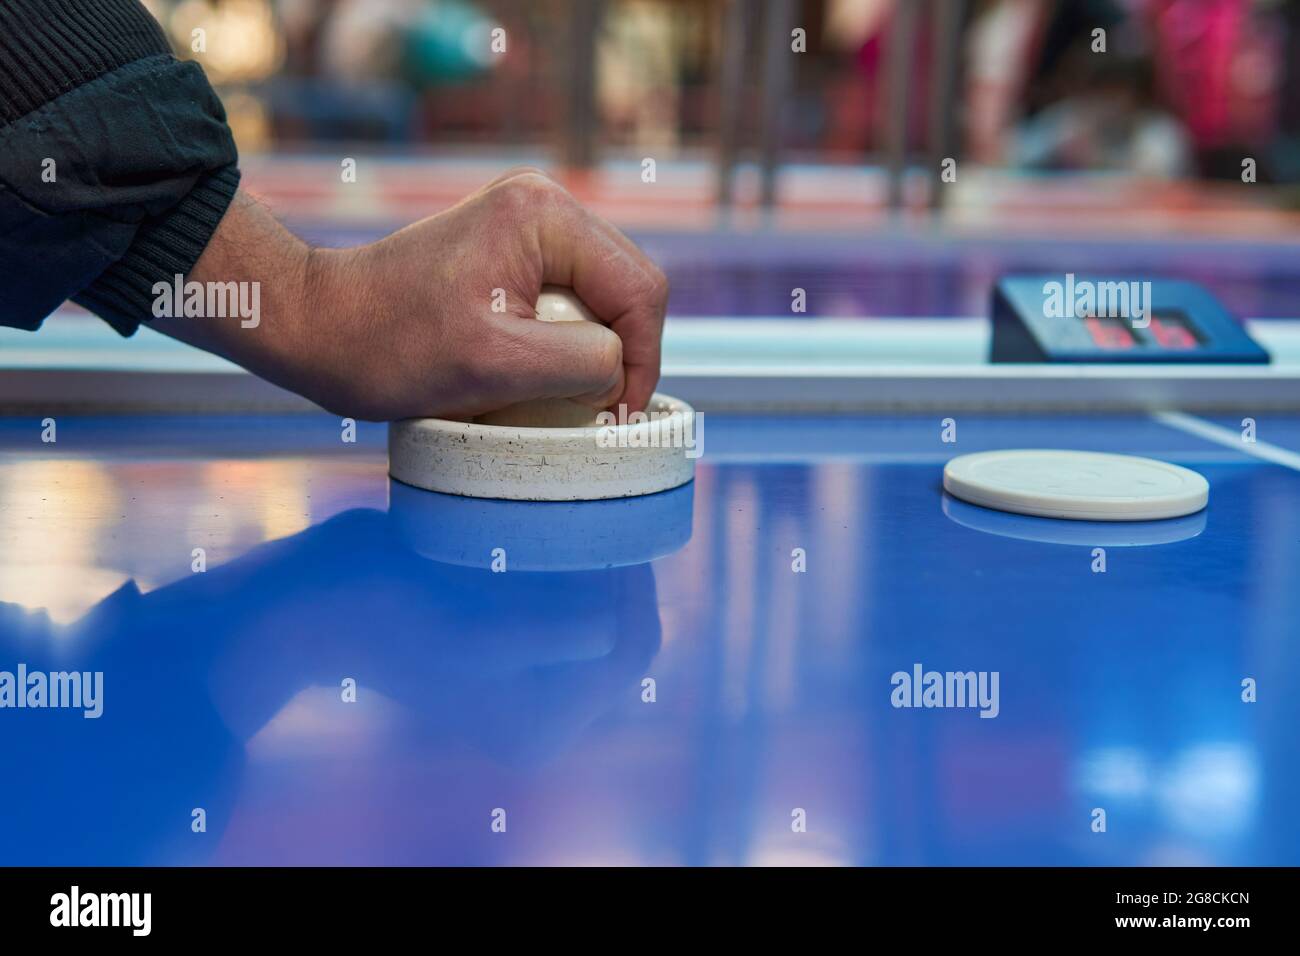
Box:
0;413;1295;865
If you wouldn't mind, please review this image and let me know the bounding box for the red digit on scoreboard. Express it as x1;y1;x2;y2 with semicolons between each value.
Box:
1083;316;1135;349
1148;316;1199;349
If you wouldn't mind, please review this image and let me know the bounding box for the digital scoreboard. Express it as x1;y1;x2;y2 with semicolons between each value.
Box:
990;276;1270;364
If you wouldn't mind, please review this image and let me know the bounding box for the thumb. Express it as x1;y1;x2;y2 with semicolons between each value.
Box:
493;313;626;409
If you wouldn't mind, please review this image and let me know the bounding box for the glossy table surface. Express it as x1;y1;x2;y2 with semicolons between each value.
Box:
1;411;1296;865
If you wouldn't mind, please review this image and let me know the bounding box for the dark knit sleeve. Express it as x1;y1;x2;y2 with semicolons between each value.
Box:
0;0;240;335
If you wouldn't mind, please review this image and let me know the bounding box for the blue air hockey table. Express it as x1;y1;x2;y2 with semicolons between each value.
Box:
1;233;1298;866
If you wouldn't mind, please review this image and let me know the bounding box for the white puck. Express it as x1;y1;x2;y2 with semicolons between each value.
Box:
941;493;1207;546
389;392;697;501
943;449;1209;521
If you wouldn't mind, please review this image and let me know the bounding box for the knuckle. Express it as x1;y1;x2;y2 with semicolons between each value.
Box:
494;172;566;215
649;264;670;303
497;165;550;183
627;265;669;314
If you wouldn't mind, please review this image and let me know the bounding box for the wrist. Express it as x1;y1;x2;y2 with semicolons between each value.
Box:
152;192;324;401
292;244;375;413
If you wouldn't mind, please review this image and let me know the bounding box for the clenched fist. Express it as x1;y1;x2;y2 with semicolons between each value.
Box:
152;168;669;421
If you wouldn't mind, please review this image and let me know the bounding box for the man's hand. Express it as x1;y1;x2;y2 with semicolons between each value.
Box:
152;169;669;421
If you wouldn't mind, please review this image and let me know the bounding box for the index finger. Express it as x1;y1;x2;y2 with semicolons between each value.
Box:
535;199;669;413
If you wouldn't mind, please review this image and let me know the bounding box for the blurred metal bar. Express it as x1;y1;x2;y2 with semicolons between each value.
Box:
759;0;796;209
715;0;751;208
883;0;919;212
926;0;966;211
561;0;603;168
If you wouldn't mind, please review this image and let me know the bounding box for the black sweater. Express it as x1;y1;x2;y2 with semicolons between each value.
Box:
0;0;239;335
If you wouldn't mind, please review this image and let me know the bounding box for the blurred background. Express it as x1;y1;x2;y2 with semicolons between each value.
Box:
141;2;1300;193
71;0;1300;316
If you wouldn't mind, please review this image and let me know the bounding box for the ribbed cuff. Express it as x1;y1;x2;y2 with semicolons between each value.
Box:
73;164;241;336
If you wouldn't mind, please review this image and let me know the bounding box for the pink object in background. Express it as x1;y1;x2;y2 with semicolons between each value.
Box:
1148;0;1281;148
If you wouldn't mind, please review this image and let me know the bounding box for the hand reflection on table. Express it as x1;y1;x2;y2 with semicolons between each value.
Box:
0;483;692;865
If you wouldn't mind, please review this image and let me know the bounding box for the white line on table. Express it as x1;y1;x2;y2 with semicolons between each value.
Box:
1155;411;1300;473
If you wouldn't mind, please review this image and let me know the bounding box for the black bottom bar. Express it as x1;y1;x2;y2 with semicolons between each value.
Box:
0;866;1290;941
